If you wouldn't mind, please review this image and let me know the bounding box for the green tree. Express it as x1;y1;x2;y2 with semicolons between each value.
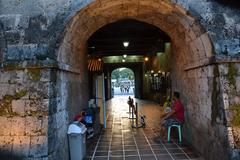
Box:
111;68;134;82
120;68;134;79
112;69;120;82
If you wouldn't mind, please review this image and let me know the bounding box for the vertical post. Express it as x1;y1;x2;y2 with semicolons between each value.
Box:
96;74;106;128
102;73;106;129
135;102;138;127
132;104;134;126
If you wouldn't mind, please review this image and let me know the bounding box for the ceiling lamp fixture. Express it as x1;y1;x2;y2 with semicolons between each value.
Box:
144;57;149;61
123;41;129;47
122;59;126;62
123;54;127;58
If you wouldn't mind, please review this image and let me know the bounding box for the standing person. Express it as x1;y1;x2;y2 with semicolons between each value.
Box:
120;85;123;93
160;92;184;137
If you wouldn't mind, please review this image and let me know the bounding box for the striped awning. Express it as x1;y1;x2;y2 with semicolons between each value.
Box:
88;59;103;71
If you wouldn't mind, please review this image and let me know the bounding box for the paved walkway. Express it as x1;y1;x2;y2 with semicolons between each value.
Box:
85;96;203;160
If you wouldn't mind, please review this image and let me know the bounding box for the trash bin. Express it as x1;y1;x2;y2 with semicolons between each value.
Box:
67;122;87;160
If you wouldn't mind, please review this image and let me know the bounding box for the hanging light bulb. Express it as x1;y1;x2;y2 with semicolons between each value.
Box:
123;54;127;58
123;41;129;47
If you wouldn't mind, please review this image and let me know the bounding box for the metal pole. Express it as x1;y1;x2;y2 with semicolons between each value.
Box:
102;73;106;129
135;102;138;127
132;104;134;126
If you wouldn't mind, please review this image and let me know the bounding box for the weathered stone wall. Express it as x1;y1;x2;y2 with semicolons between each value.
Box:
0;0;240;58
0;68;50;159
48;69;89;160
171;52;240;159
172;61;230;159
175;0;240;56
1;0;240;160
218;61;240;159
0;1;90;159
0;66;89;159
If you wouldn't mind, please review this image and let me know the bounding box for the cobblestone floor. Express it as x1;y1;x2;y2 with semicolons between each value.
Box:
85;96;203;160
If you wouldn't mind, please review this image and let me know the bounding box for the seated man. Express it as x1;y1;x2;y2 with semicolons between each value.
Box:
160;92;184;137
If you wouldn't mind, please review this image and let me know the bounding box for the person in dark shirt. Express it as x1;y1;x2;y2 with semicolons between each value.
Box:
160;92;184;137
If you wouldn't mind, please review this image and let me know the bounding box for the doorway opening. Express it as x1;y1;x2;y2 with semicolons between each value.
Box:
111;67;135;97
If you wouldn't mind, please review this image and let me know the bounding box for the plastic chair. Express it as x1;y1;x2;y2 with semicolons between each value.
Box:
167;124;182;143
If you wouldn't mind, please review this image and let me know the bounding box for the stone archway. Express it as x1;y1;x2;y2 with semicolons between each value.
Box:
56;0;227;160
59;0;212;68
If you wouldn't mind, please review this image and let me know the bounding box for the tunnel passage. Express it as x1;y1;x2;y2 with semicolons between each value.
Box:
56;0;232;160
87;19;171;101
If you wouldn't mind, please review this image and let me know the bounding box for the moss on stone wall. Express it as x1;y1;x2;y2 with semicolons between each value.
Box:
27;110;48;117
27;68;41;81
231;104;240;148
15;90;27;99
231;104;240;126
227;63;237;89
0;89;27;116
3;62;20;70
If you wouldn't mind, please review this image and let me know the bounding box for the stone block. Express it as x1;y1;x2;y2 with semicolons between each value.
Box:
49;98;57;115
29;136;48;158
25;99;48;117
236;77;240;93
12;136;30;157
0;71;12;83
5;44;49;61
40;117;48;135
0;83;16;98
28;82;51;100
25;116;43;136
122;1;139;17
222;93;230;110
229;95;239;107
25;99;38;114
0;136;13;151
0;14;21;30
200;33;213;58
218;64;228;76
0;117;12;136
7;70;27;84
11;117;25;136
48;114;57;135
5;30;21;44
40;70;51;82
56;111;67;129
12;100;25;116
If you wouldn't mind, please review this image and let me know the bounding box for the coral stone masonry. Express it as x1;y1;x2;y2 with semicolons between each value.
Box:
0;0;240;160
